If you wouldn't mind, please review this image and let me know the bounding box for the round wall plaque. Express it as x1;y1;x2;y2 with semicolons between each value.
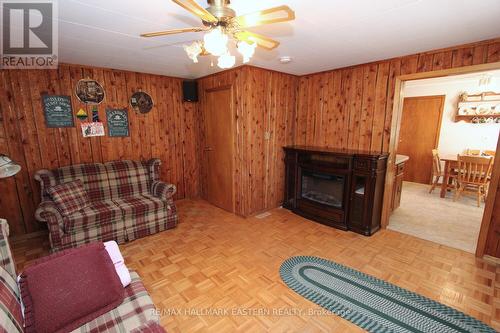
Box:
75;78;105;104
130;91;154;114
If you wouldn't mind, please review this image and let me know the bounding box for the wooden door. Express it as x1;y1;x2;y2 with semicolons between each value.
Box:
204;86;235;212
397;96;445;184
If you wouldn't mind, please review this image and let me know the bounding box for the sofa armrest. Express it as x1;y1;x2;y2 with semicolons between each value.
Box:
35;201;64;250
151;181;176;201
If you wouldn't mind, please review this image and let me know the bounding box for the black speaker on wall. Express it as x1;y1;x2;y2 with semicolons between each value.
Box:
182;80;198;102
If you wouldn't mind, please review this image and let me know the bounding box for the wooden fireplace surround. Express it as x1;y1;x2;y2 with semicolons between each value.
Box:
284;146;388;236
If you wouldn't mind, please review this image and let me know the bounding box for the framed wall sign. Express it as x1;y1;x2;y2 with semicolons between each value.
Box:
42;95;74;128
75;78;105;104
106;108;129;137
130;91;153;114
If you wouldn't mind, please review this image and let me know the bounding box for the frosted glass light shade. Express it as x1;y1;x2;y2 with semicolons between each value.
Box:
203;28;228;57
0;155;21;178
217;53;235;69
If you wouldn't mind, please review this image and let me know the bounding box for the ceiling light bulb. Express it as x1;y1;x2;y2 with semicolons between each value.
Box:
238;41;256;63
203;27;228;57
217;52;236;69
183;41;203;63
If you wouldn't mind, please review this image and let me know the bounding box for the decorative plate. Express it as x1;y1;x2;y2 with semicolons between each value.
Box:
75;79;105;104
494;104;500;114
458;106;472;115
475;104;490;115
130;91;154;114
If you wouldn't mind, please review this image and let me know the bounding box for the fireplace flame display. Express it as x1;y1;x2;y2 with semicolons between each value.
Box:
301;171;344;208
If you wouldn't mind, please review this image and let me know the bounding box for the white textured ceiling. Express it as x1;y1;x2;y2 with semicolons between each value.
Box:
57;0;500;79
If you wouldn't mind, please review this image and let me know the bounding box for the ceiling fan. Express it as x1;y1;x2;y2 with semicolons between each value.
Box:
140;0;295;69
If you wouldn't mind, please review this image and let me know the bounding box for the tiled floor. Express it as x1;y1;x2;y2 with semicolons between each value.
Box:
12;199;500;332
388;181;484;253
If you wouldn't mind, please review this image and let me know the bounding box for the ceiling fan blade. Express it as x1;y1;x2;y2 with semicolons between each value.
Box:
234;31;280;50
141;27;207;37
171;0;218;24
232;5;295;28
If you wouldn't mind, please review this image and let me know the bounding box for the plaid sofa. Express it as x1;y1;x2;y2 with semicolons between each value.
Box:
34;159;178;252
0;219;166;333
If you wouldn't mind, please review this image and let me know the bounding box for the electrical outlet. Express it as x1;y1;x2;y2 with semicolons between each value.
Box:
264;131;271;140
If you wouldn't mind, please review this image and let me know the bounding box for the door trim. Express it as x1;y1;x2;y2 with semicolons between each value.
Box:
380;61;500;258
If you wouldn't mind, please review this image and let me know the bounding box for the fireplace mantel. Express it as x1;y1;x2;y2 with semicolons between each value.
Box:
283;146;388;236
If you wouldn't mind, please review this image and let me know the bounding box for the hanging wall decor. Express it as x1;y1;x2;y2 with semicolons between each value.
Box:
75;78;105;104
76;108;88;120
106;108;129;137
42;95;74;128
81;122;105;138
91;106;100;122
130;91;154;114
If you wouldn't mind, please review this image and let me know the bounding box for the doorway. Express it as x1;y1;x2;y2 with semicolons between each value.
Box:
382;65;500;255
203;86;235;213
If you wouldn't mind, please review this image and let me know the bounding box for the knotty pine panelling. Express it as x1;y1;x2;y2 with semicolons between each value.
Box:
198;66;298;216
0;64;201;235
295;38;500;153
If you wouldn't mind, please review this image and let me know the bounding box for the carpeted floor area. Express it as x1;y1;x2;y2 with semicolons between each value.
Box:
388;181;484;253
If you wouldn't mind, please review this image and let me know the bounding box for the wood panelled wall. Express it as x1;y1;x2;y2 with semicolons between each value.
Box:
198;66;298;216
0;64;201;236
295;39;500;152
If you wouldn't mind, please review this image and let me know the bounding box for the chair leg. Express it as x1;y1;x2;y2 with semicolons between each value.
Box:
477;189;481;207
429;176;436;193
454;185;461;201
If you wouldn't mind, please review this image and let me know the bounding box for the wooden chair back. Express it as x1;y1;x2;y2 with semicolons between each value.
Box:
431;149;441;174
456;155;493;186
467;149;481;156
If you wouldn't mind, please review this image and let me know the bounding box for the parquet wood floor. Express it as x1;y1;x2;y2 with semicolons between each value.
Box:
11;199;500;332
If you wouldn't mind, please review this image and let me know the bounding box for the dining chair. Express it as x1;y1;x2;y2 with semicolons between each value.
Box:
467;149;481;156
483;150;496;157
454;155;493;207
429;149;456;193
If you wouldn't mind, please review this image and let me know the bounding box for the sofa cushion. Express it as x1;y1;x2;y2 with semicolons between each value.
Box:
113;194;167;219
64;201;123;234
0;266;23;333
73;271;160;333
20;243;124;333
47;180;91;216
105;160;150;199
54;163;112;202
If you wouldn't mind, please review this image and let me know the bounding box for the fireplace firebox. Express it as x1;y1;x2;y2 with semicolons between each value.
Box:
284;146;388;236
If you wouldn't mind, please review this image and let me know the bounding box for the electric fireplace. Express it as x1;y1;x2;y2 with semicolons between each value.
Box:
284;146;388;236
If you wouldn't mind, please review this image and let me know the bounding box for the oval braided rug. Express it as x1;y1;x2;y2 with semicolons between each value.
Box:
280;256;495;333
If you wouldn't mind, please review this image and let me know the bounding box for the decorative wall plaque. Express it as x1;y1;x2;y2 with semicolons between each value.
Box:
106;108;129;137
75;78;105;104
81;122;105;137
42;95;74;128
130;91;153;114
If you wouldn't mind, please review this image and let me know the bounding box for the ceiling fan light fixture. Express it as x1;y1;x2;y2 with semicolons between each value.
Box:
203;27;228;56
217;52;236;69
237;41;256;63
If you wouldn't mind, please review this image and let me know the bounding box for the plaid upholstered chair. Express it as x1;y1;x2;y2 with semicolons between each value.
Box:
0;218;166;332
34;159;178;252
